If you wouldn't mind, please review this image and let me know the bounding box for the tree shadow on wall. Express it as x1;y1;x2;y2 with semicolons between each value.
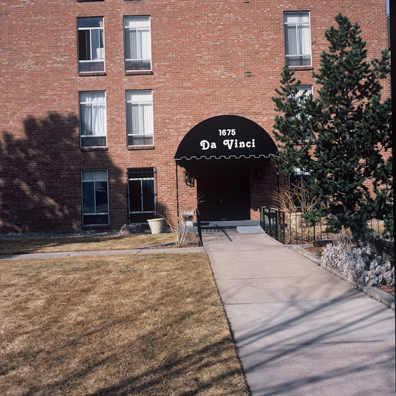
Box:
0;113;123;233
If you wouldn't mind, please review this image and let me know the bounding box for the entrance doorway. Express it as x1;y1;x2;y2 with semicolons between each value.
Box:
197;161;250;221
174;115;278;222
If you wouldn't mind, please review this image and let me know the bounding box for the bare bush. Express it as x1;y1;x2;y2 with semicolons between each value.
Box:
331;232;354;248
272;182;316;214
160;210;195;247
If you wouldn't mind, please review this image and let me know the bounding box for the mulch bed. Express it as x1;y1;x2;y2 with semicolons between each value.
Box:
303;246;324;257
377;284;395;297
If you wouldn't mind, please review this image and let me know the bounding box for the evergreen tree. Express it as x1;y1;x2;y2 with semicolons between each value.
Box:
272;13;392;240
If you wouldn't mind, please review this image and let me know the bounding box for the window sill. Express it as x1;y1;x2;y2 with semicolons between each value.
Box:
82;225;110;230
127;145;155;150
77;0;104;2
79;72;106;77
125;70;153;76
289;66;314;71
81;147;109;152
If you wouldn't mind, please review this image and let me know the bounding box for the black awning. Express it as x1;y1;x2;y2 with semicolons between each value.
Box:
174;115;277;161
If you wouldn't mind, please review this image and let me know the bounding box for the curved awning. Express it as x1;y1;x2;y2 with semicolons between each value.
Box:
174;115;277;161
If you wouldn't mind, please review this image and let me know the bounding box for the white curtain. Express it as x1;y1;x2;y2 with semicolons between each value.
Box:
140;29;151;60
127;103;153;135
126;90;153;136
298;24;310;56
126;29;137;59
124;16;151;60
284;13;310;56
285;24;297;55
129;104;139;134
80;92;106;136
142;104;153;135
80;101;92;135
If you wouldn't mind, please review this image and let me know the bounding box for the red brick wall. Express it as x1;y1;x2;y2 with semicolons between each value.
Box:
0;0;389;232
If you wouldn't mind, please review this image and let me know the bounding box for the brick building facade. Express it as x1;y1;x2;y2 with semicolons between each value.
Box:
0;0;389;233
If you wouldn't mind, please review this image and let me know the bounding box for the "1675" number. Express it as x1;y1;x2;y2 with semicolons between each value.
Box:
219;129;236;136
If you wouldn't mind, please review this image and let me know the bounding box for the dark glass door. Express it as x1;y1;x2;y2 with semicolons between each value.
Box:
197;162;250;221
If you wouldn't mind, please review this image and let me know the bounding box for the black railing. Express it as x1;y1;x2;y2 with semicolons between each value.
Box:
260;206;329;244
260;206;389;245
260;207;286;244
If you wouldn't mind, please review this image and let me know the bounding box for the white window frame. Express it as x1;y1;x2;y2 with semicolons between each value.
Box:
284;11;312;67
77;17;105;73
126;90;154;147
81;170;109;226
79;91;107;147
124;16;152;71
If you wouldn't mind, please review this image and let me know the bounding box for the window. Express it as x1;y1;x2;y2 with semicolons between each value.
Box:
79;91;106;147
284;11;311;67
82;170;109;225
295;85;314;141
295;85;313;104
286;85;313;109
78;17;105;72
126;90;154;146
128;168;156;223
286;85;313;141
124;16;152;71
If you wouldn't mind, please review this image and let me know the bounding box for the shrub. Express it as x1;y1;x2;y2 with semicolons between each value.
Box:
322;241;394;287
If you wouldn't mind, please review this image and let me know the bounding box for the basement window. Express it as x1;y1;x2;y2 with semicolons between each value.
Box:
128;167;156;223
82;170;109;226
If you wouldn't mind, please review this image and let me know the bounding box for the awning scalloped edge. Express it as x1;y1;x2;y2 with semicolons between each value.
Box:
174;153;272;161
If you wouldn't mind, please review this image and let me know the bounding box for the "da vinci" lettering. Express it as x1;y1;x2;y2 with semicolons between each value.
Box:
200;138;256;150
223;139;255;150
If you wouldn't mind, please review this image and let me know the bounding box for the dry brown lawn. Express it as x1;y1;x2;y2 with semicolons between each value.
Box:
0;253;249;396
0;234;177;255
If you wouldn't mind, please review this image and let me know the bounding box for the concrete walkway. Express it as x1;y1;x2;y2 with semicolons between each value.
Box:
0;246;205;260
203;231;395;396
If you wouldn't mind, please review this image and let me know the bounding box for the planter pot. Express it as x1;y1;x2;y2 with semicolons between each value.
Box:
147;218;165;234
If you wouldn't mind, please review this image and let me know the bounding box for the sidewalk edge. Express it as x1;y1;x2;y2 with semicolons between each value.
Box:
290;245;395;310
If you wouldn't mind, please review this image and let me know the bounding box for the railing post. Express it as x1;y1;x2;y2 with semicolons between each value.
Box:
260;207;288;244
307;218;310;244
313;220;316;242
196;208;203;246
320;220;322;241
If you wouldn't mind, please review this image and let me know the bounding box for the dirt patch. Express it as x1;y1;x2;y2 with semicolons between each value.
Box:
303;246;324;257
377;284;395;297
